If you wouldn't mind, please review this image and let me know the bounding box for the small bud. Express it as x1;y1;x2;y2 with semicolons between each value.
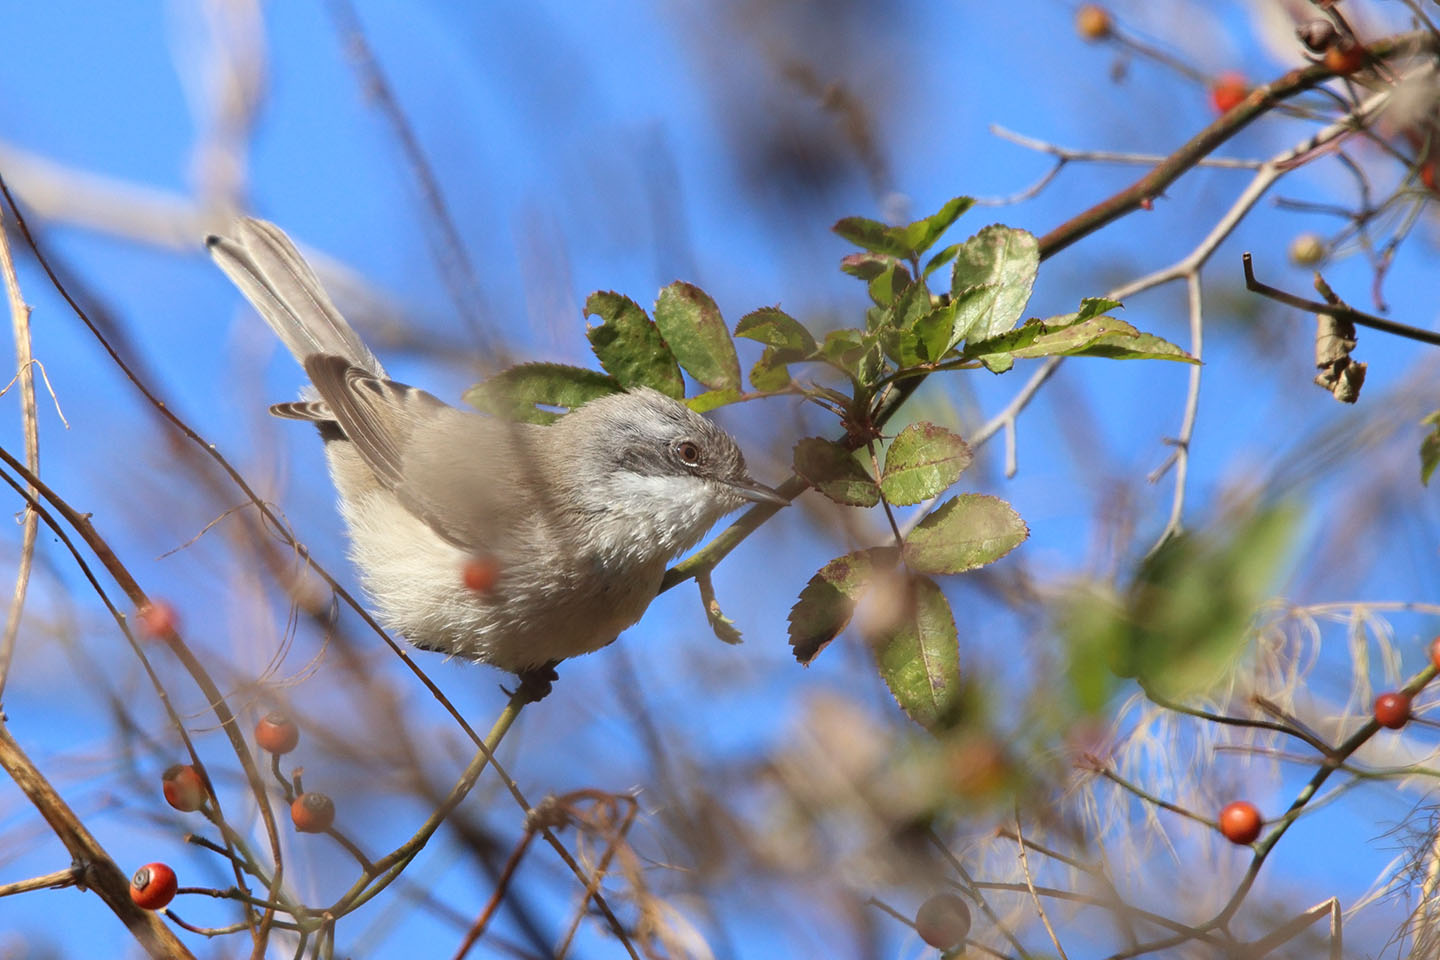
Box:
1288;233;1326;266
1296;19;1338;53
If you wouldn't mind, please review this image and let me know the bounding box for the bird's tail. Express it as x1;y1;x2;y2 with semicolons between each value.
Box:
207;218;384;377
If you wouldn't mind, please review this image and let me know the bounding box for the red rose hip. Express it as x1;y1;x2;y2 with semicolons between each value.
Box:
255;711;300;755
130;862;178;910
1219;800;1263;845
161;763;207;812
291;792;336;833
1210;73;1248;113
1374;691;1412;729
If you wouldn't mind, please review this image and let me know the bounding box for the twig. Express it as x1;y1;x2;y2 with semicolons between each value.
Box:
0;720;195;958
0;181;39;699
0;865;82;898
1241;252;1440;347
1013;814;1069;959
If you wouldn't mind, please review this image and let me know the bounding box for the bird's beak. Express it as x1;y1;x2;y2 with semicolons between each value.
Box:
729;477;790;506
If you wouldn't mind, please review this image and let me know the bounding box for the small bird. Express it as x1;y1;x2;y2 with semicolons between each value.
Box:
208;218;783;693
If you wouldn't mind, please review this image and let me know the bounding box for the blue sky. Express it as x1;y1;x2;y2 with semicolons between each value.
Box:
1;1;1438;957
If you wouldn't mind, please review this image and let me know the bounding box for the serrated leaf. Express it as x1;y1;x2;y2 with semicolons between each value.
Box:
749;347;799;391
584;291;684;399
832;215;910;258
735;307;818;353
686;388;743;413
949;226;1040;348
962;313;1197;372
653;282;741;391
1075;297;1123;322
1422;411;1440;486
914;303;959;362
793;437;879;507
904;494;1028;574
923;242;962;278
840;252;900;281
867;262;913;307
788;547;898;663
818;328;871;381
873;574;961;731
463;363;621;424
898;196;974;257
881;423;973;505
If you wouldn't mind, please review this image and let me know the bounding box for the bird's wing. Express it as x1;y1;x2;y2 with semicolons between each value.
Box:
304;354;547;550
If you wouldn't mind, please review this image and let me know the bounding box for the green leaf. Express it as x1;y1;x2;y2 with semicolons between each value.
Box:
788;547;898;663
873;575;962;731
653;282;742;391
834;197;974;263
1113;506;1297;699
888;301;958;368
898;196;974;257
840;252;901;281
793;437;879;507
867;262;913;307
962;313;1197;373
463;363;621;424
735;307;818;353
749;347;799;391
1422;411;1440;486
697;571;742;645
1075;296;1123;321
584;291;685;399
880;423;973;505
949;226;1040;348
818;328;873;382
1055;585;1126;714
923;242;962;278
904;494;1029;574
686;388;744;413
832;215;910;258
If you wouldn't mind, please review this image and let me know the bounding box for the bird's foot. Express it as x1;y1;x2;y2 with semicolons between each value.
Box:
508;661;559;703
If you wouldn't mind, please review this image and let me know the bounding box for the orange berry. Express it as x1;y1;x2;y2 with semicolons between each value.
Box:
255;711;300;755
1219;800;1263;845
1210;73;1248;114
1324;43;1366;76
1075;4;1112;41
291;792;336;833
161;763;208;812
1429;636;1440;671
130;862;178;910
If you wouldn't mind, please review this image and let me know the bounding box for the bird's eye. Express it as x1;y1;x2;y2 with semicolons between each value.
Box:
676;440;702;466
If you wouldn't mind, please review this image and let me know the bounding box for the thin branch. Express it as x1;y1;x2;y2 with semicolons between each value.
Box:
1242;252;1440;347
0;181;39;699
0;720;195;958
